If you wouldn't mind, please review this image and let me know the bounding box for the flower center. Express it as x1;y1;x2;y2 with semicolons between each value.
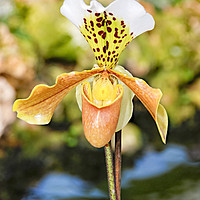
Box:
80;10;134;69
92;72;118;106
82;71;120;107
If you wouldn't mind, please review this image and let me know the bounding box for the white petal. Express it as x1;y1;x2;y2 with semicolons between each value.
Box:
90;0;105;13
105;0;155;37
60;0;105;28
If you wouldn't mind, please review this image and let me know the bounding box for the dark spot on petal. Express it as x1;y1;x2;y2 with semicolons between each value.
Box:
87;9;92;13
90;21;94;27
93;48;96;52
84;18;87;23
103;46;107;53
87;36;91;39
96;23;102;28
101;54;103;58
102;32;106;39
95;13;100;17
116;46;119;49
114;32;120;39
121;21;124;25
106;41;109;49
130;32;134;35
108;51;111;56
106;20;112;25
93;33;96;37
91;28;95;31
104;11;107;18
109;12;113;16
112;51;116;54
96;17;103;22
122;34;127;38
94;38;98;44
98;56;101;60
98;30;104;35
107;57;110;62
113;40;117;43
103;58;105;62
107;27;112;32
97;48;100;52
118;40;122;43
111;58;113;62
122;25;126;28
121;29;125;34
113;17;116;21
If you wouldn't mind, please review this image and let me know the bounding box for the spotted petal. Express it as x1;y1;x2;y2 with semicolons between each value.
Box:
60;0;155;69
13;68;103;125
109;69;168;143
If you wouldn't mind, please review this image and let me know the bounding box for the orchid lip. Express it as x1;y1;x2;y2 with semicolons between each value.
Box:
81;80;123;148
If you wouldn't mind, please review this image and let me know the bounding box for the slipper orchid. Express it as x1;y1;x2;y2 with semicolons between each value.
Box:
13;0;168;148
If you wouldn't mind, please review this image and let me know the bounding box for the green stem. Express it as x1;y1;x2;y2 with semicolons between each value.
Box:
104;142;117;200
115;130;122;200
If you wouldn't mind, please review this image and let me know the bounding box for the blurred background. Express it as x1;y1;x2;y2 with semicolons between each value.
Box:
0;0;200;199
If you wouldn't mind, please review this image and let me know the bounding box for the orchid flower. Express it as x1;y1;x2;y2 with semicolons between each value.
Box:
13;0;168;148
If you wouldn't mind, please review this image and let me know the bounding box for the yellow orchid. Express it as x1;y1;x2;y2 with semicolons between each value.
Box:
13;0;168;148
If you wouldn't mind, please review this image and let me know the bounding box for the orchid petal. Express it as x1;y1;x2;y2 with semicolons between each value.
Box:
82;81;123;148
13;68;103;125
60;0;87;28
109;69;168;143
60;0;104;28
105;0;155;38
61;0;154;69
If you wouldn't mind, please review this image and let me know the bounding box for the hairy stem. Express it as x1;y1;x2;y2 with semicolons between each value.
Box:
115;130;122;200
104;142;117;200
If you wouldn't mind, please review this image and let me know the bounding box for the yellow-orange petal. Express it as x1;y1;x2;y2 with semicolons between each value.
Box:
109;69;168;143
82;82;123;148
13;68;103;125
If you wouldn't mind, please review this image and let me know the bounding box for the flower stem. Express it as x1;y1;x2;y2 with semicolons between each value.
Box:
104;142;117;200
115;130;122;200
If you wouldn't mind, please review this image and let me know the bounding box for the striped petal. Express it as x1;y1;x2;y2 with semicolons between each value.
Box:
13;68;103;125
109;69;168;143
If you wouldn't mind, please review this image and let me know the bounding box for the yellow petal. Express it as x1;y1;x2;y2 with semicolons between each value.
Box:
82;81;123;148
13;68;103;125
109;69;168;143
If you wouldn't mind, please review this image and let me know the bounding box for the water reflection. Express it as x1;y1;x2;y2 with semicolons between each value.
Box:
14;144;200;200
122;145;195;186
23;173;106;200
